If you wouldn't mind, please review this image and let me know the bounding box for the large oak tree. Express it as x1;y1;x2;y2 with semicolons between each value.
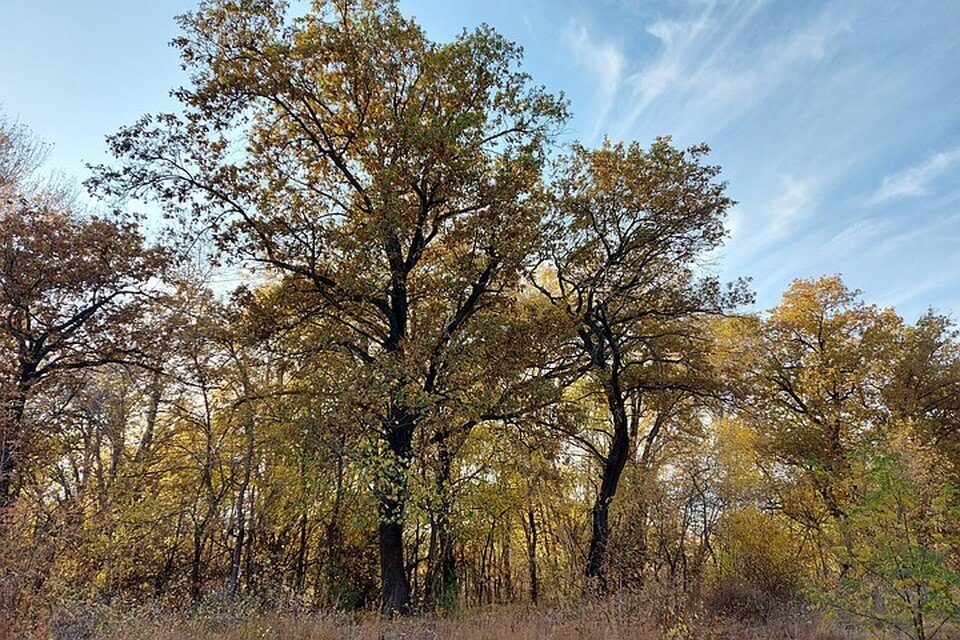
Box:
92;0;566;614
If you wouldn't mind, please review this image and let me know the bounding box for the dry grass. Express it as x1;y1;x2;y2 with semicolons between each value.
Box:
3;596;872;640
101;614;855;640
103;610;861;640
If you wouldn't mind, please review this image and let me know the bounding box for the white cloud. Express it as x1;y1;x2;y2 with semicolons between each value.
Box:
826;218;896;253
725;175;818;267
766;176;815;236
564;21;626;140
881;271;958;309
616;7;718;136
866;147;960;205
614;0;849;140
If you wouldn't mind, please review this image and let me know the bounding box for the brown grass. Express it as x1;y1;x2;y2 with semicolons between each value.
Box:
5;596;872;640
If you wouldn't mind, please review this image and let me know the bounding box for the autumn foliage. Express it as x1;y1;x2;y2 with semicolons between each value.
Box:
2;2;960;639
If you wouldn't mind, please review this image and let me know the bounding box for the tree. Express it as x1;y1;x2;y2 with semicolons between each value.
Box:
91;0;566;614
0;120;167;507
825;452;960;640
734;276;901;525
885;313;960;474
533;139;748;589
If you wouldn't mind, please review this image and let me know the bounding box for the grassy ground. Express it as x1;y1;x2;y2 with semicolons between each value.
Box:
101;611;858;640
10;597;871;640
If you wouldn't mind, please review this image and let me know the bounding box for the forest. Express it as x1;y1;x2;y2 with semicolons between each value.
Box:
2;1;960;639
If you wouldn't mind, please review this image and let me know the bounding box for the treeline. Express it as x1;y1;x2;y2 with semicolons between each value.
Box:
2;1;960;638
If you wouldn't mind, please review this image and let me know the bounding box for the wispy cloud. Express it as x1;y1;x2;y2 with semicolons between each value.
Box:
826;218;897;254
564;21;625;140
725;175;818;269
611;1;850;141
866;147;960;205
560;0;960;318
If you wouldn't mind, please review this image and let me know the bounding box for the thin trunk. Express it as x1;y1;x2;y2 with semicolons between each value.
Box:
325;441;345;604
294;510;308;593
524;507;539;605
633;407;667;580
479;522;496;604
423;514;456;609
105;384;130;491
501;518;513;602
244;502;256;594
154;511;185;598
192;375;218;602
191;527;205;601
228;385;256;597
134;371;162;464
190;481;221;601
426;439;457;609
913;609;926;640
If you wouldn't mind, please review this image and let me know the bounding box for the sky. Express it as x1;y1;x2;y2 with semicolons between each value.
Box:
1;0;959;319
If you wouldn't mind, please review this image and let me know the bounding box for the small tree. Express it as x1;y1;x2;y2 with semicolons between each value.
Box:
824;453;960;640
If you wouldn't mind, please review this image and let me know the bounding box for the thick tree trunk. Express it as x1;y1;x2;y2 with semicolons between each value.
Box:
379;520;409;615
585;385;631;590
377;403;415;616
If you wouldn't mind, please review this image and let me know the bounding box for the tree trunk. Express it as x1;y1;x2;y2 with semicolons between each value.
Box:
154;511;185;598
325;439;345;604
379;520;408;615
0;385;28;508
424;513;456;610
501;518;513;602
585;385;631;590
524;507;539;605
633;407;667;582
134;371;162;464
913;609;926;640
294;510;309;593
426;439;458;609
191;472;219;601
191;527;205;601
377;402;415;616
228;387;255;597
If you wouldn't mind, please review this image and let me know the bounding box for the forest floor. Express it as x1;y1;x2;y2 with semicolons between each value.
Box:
19;598;876;640
97;613;860;640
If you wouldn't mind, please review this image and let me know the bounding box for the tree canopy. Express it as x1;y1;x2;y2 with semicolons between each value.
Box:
2;3;959;638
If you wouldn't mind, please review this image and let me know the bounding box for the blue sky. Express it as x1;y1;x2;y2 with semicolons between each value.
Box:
2;1;959;319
